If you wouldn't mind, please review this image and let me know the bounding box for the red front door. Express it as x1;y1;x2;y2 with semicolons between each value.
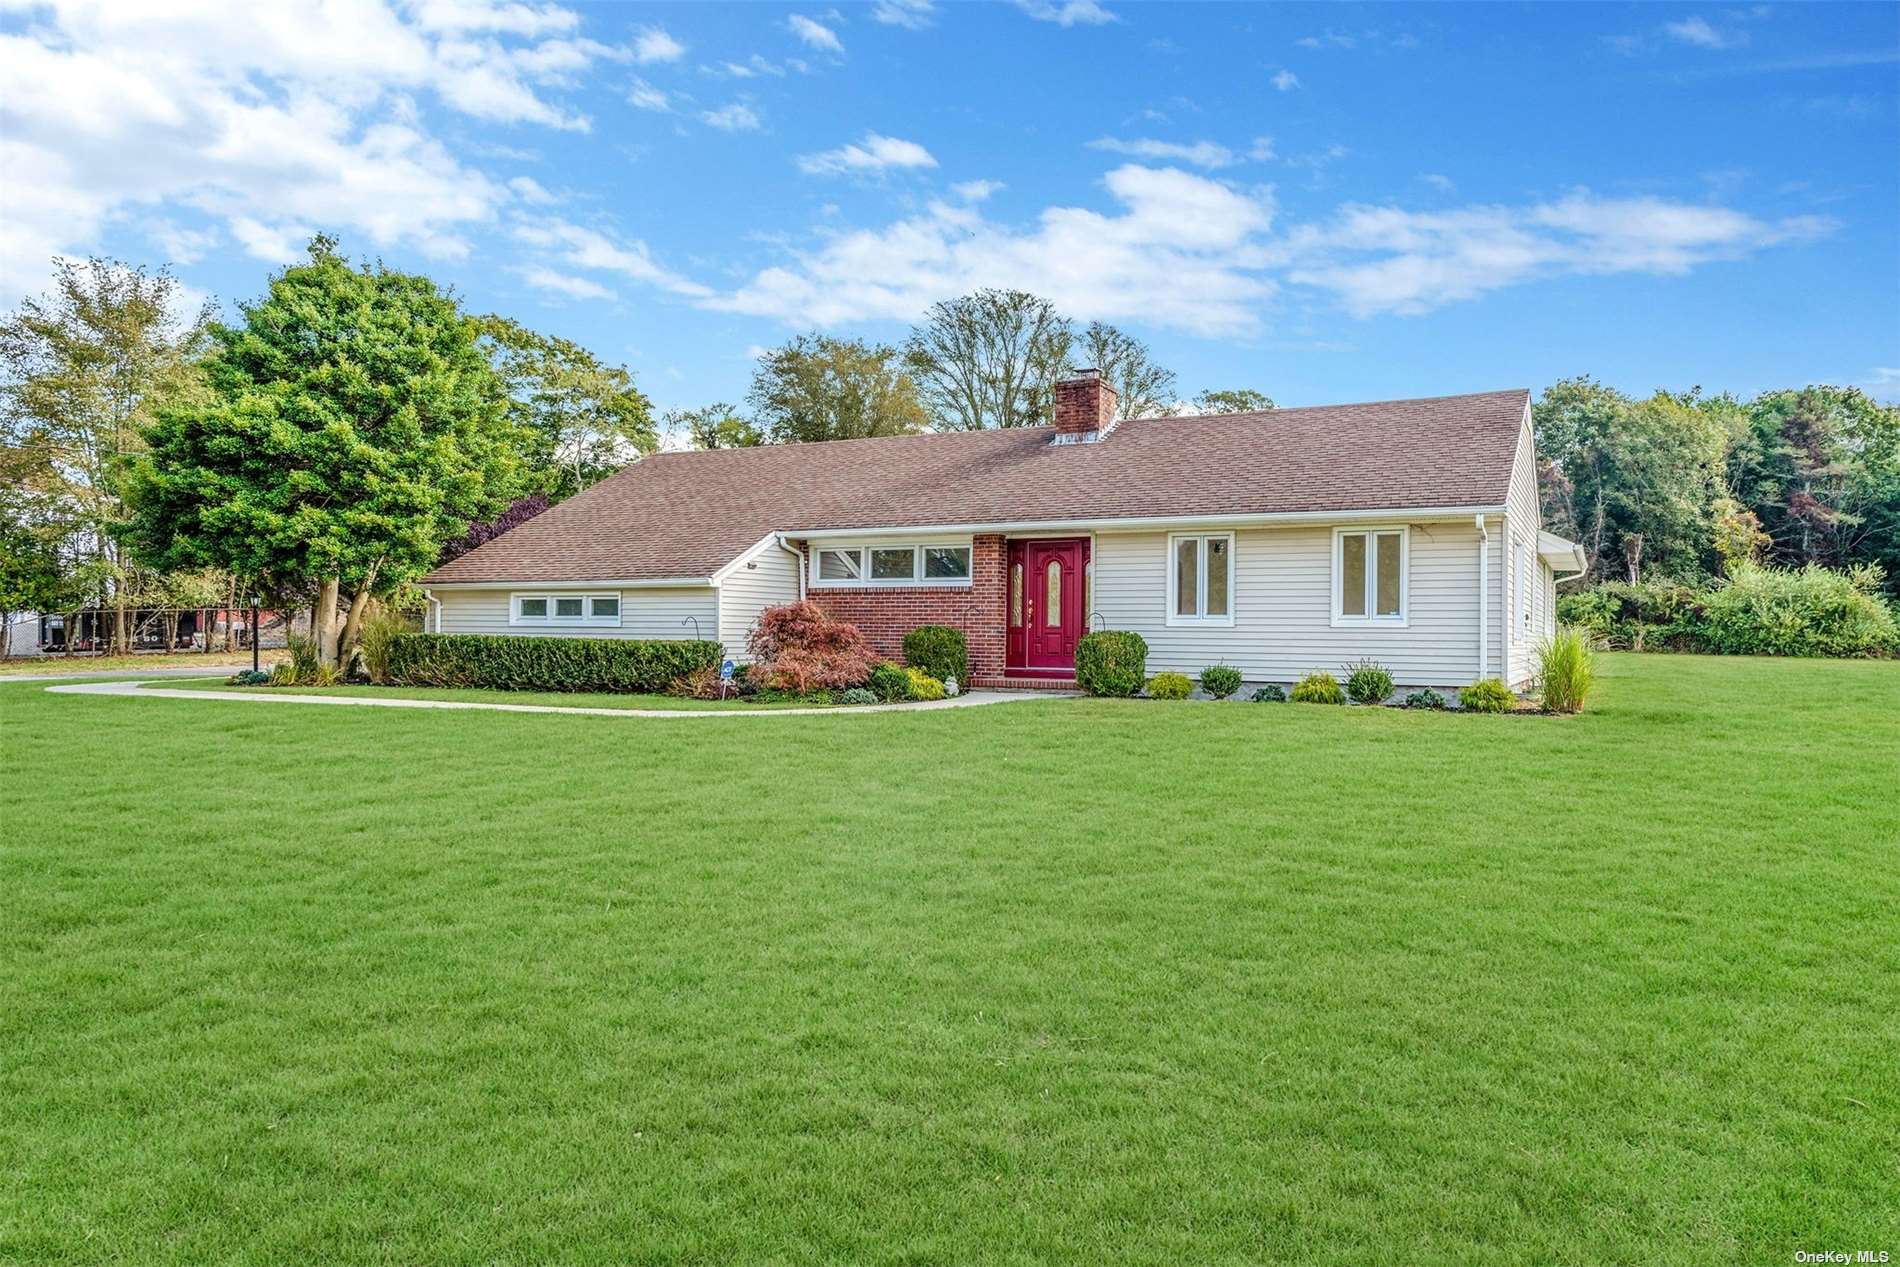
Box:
1007;538;1088;673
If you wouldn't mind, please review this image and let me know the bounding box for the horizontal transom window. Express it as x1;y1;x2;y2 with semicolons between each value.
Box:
809;542;973;588
511;592;622;626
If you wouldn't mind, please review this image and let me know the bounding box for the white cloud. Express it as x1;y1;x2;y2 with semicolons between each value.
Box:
786;14;844;54
1271;69;1300;91
1247;136;1277;161
1418;173;1455;192
702;103;763;132
147;220;221;265
691;170;1832;336
508;175;557;204
511;217;711;297
797;132;937;176
871;0;935;30
627;78;671;111
513;263;615;301
1087;137;1238;169
1663;16;1743;49
1283;192;1832;316
950;179;1004;202
714;54;789;78
0;0;609;297
708;164;1278;336
1016;0;1118;26
632;26;686;64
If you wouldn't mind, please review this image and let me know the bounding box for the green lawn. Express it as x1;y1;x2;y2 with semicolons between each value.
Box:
2;654;1894;1264
144;677;828;710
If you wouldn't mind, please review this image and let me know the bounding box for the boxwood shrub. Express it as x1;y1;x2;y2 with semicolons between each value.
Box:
902;625;967;686
1074;630;1149;696
385;633;721;693
866;662;912;703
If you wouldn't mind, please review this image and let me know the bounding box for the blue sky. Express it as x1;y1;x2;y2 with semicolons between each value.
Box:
4;0;1896;415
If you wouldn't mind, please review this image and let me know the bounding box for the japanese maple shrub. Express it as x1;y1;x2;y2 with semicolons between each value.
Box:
745;601;877;692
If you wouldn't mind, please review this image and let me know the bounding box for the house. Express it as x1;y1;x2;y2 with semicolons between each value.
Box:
421;375;1588;691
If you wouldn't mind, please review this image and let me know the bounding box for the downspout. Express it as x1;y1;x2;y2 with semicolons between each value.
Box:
422;587;441;634
777;535;806;600
1475;515;1488;682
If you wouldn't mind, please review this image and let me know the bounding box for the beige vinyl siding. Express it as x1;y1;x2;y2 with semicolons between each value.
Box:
1092;520;1489;688
432;587;716;640
1503;407;1542;687
717;541;800;661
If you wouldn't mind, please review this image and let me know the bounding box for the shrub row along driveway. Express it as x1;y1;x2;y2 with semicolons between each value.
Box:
2;654;1895;1264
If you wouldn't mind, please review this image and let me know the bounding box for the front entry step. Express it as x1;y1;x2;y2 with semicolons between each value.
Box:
972;675;1078;691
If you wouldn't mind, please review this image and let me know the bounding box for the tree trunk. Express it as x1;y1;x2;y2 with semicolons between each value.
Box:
313;576;341;668
335;587;372;675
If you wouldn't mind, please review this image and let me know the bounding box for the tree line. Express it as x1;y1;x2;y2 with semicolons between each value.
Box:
1534;378;1899;595
665;288;1275;449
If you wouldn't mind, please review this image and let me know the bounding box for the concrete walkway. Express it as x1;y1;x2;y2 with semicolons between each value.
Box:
2;665;265;683
45;678;1072;719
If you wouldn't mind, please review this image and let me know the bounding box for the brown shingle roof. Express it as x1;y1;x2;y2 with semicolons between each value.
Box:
424;388;1529;584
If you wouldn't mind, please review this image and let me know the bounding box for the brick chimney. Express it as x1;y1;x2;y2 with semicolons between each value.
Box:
1052;369;1118;442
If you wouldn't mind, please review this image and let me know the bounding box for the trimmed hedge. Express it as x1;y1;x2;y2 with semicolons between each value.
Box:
903;625;967;687
1075;630;1149;697
385;633;722;693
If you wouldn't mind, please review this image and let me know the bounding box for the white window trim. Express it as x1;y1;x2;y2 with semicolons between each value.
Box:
807;540;974;589
510;591;623;627
1331;526;1409;628
1165;532;1236;627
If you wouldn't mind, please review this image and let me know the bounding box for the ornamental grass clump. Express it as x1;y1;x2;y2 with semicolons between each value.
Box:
1290;672;1345;705
1342;659;1395;705
1536;626;1597;713
1198;665;1243;699
1146;672;1193;700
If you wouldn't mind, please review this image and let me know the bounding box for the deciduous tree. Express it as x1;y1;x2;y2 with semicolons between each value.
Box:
748;335;926;442
1191;388;1275;415
904;289;1072;430
666;402;764;450
1077;322;1177;420
479;316;653;499
124;238;525;668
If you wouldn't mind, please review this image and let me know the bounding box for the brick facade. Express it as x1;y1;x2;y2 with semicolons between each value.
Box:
807;534;1009;682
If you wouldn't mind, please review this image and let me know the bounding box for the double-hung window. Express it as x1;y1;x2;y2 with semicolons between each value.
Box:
1333;528;1407;625
810;542;973;588
511;592;621;626
1168;533;1233;626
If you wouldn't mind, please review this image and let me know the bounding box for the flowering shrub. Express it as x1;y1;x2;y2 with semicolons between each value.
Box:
745;601;877;692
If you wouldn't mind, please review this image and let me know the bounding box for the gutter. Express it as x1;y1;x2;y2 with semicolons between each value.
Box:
791;505;1508;542
420;577;715;591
